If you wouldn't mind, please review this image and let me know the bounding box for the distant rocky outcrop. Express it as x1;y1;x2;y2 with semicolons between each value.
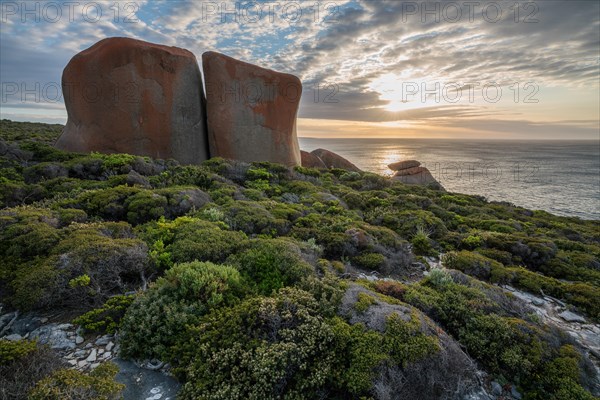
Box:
300;150;327;169
202;51;302;167
55;37;209;165
389;160;443;189
388;160;420;171
309;148;361;171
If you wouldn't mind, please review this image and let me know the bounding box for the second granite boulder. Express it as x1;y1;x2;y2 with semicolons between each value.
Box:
202;51;302;166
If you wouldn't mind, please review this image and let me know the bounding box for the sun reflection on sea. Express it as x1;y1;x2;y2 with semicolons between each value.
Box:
372;147;413;177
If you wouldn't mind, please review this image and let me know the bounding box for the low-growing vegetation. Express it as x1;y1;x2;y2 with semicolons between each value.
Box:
0;120;598;399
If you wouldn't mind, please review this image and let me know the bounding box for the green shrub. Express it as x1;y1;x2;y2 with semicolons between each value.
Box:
73;294;135;334
175;288;337;400
119;261;245;360
29;362;124;400
246;167;273;181
56;208;88;226
411;227;437;256
442;250;503;281
352;252;386;271
426;268;454;289
0;339;37;364
170;220;247;264
124;191;168;224
527;345;596;400
461;235;483;249
223;201;287;235
227;238;313;295
0;340;65;399
354;292;376;312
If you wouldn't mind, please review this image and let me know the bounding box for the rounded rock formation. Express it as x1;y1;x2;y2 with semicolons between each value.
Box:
55;37;209;164
202;51;302;167
389;159;443;189
310;148;361;172
300;150;327;169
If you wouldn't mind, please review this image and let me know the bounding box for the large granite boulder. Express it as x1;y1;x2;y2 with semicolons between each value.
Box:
310;148;361;172
55;37;209;164
300;150;327;169
202;51;302;167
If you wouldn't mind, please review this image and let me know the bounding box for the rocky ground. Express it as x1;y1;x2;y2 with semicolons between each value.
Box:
503;286;600;392
3;257;598;400
0;306;180;400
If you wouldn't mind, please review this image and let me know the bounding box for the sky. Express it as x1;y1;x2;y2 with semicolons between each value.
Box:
1;0;599;139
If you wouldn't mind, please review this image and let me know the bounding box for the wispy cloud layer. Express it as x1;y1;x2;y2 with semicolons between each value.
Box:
1;0;598;138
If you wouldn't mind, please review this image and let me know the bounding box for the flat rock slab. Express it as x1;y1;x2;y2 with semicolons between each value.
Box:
388;160;421;171
559;310;586;323
203;51;302;166
29;324;76;351
55;37;209;165
114;358;180;400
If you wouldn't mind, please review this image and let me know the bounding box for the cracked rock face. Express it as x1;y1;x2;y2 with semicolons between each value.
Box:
202;51;302;167
55;37;209;165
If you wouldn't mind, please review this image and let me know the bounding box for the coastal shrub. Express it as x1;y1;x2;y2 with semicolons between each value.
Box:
119;261;245;360
381;210;448;240
56;208;88;226
73;185;140;220
461;234;483;249
139;216;248;267
526;345;596;400
29;362;124;400
72;294;135;334
0;207;62;263
175;288;339;399
156;164;213;189
5;221;149;311
48;224;149;309
290;213;359;258
443;251;600;318
0;339;37;364
0;339;65;400
354;292;377;312
2;120;599;399
352;252;386;271
226;238;313;295
223;200;288;235
373;280;407;300
328;311;439;396
426;268;454;289
170;220;247;264
411;226;437;256
402;278;596;397
124;191;168;224
294;165;321;177
442;251;503;281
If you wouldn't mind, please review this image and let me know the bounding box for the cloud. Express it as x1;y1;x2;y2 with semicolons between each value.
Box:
0;0;598;138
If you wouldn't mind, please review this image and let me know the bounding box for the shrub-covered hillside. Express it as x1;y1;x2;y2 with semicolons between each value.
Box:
0;119;598;399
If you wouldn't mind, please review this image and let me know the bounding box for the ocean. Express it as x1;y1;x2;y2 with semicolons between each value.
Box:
299;138;600;221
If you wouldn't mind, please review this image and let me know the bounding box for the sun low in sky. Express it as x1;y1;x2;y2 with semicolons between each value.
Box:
1;0;599;139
